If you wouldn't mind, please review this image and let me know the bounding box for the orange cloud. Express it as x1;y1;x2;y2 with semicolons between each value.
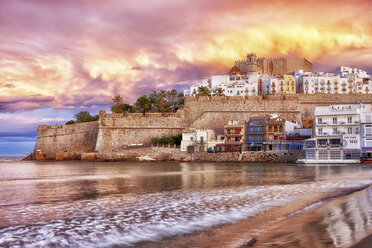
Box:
0;0;372;112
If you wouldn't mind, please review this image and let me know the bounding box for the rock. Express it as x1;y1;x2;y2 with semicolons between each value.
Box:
137;155;155;161
81;153;96;161
22;153;35;161
240;234;259;247
35;153;46;161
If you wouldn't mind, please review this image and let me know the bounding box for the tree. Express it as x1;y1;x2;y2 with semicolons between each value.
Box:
119;103;134;113
198;86;210;97
111;105;122;114
135;95;151;116
111;95;123;113
167;89;178;111
158;90;168;115
65;120;76;125
149;90;170;115
74;111;99;123
216;88;224;96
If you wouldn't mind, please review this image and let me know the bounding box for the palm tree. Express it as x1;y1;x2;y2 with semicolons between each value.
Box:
198;86;210;97
111;95;123;113
135;95;151;116
216;88;224;96
167;89;178;111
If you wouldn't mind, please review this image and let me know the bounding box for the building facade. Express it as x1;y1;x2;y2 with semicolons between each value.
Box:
296;70;371;95
302;104;363;163
245;116;268;151
361;104;372;161
224;121;245;144
181;129;222;152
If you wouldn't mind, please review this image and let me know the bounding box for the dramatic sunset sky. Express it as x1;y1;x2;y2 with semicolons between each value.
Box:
1;0;372;155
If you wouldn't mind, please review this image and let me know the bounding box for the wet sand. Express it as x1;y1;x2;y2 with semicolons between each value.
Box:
1;160;372;247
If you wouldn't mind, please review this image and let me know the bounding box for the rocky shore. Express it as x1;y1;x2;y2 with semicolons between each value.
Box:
28;147;304;163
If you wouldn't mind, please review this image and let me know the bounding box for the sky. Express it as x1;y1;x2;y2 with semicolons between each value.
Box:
1;0;372;155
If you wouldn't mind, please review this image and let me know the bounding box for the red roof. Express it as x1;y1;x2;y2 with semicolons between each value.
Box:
228;65;243;75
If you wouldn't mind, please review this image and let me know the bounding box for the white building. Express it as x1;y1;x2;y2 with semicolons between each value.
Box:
181;129;223;152
296;69;371;95
185;66;371;97
336;66;370;78
262;76;280;95
361;104;372;161
184;79;210;96
302;104;363;163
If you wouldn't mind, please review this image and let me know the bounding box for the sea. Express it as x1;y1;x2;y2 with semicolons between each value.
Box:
1;157;372;247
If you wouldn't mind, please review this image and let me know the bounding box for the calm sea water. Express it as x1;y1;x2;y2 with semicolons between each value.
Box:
1;157;372;247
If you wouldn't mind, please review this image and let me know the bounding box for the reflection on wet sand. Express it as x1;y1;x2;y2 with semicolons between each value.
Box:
253;187;372;248
1;160;372;247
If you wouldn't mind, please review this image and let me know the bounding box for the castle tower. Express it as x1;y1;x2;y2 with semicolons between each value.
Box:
245;53;258;73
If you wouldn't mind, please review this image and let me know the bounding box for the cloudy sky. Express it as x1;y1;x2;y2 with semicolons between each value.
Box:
1;0;372;155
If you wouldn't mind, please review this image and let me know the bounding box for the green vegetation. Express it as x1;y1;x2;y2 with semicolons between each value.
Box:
151;134;182;146
74;111;99;123
111;95;123;113
198;86;210;96
110;89;184;115
216;88;224;96
65;120;76;125
135;95;152;116
111;103;134;114
65;111;99;125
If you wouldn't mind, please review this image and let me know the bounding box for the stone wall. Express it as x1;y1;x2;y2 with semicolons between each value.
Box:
34;93;372;159
35;121;99;159
94;109;185;153
80;148;304;163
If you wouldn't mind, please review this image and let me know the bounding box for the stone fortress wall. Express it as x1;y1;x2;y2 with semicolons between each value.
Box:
34;94;372;159
35;121;99;158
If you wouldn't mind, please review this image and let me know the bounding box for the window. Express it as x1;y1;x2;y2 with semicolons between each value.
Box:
333;117;337;124
333;128;338;135
190;137;193;141
366;125;372;137
318;118;322;124
348;127;353;134
347;117;352;124
318;128;323;135
317;139;327;147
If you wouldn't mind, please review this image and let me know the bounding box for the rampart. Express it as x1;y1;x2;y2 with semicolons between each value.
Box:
35;121;99;159
34;94;372;159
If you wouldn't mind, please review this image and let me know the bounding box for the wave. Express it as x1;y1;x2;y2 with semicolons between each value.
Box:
1;178;372;247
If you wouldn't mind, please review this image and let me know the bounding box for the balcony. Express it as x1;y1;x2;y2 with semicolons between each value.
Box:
246;121;264;126
246;130;265;134
330;144;341;148
246;139;263;143
226;133;243;136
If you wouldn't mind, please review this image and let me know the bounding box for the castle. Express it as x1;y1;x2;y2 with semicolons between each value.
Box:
233;53;313;75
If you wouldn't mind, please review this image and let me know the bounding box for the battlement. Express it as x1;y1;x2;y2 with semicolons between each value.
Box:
37;121;99;131
269;57;285;60
103;110;184;119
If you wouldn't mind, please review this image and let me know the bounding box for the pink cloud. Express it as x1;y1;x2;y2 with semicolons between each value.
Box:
0;0;371;112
